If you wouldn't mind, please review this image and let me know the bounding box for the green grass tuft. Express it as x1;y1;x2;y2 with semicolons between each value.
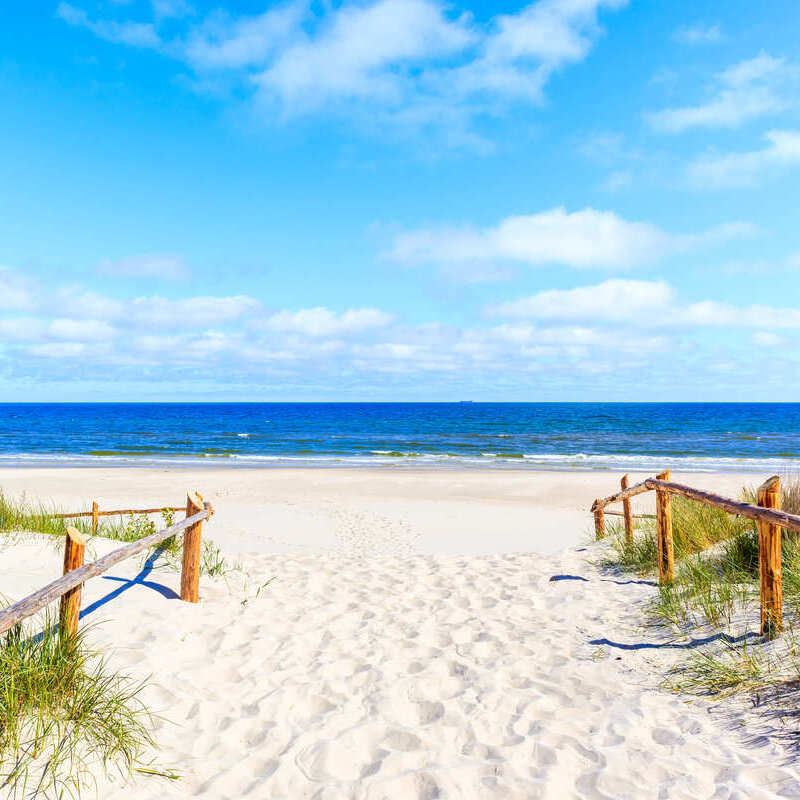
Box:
601;473;800;727
0;491;227;576
0;618;157;798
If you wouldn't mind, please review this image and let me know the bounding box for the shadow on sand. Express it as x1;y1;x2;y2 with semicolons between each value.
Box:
79;547;179;621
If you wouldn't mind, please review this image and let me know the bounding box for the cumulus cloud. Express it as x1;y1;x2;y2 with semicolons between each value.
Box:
56;2;161;48
28;342;89;359
5;264;798;395
490;279;674;320
440;0;627;103
490;278;800;330
48;319;116;341
646;52;788;133
389;207;753;273
262;307;394;336
257;0;475;108
98;254;190;280
183;2;304;70
128;295;262;327
688;129;800;187
56;0;628;142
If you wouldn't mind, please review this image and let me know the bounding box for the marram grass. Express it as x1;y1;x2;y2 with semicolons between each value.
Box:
601;476;800;706
0;490;229;576
0;618;159;798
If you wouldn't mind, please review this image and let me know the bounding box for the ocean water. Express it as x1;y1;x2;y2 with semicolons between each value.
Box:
1;403;800;472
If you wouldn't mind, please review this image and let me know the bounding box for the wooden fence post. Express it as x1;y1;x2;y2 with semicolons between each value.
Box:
621;473;634;547
758;476;782;637
59;525;87;637
655;470;674;585
594;501;605;540
180;491;204;603
92;501;99;536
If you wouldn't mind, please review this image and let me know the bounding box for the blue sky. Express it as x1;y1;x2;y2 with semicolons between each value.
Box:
1;0;799;400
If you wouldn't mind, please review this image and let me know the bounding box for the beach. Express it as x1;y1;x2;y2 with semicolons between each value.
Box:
0;467;762;556
4;467;799;798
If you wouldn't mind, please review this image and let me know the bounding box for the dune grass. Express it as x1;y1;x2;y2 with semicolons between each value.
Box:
0;490;229;576
0;618;158;798
601;476;800;701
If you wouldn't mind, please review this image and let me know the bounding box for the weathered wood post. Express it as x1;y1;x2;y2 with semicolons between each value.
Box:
621;473;634;547
180;491;204;603
655;470;674;585
59;525;87;637
594;500;605;540
758;475;782;638
92;501;99;536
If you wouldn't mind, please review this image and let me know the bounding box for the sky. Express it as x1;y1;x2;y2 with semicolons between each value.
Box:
1;0;799;401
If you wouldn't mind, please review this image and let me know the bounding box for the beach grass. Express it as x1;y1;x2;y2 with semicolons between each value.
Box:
602;476;800;702
0;617;157;798
0;491;228;575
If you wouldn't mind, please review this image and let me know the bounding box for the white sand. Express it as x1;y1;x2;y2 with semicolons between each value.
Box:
2;468;799;798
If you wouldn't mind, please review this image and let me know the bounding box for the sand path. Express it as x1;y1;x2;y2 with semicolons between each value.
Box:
6;538;800;799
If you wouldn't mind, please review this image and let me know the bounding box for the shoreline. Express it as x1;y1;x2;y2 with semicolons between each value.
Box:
0;457;795;473
0;467;767;557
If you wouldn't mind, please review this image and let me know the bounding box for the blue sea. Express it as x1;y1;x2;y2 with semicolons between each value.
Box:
1;403;800;472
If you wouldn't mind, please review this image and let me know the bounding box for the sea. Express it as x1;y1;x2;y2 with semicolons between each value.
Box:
1;403;800;472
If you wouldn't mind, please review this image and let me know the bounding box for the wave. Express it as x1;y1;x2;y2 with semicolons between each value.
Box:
1;450;800;473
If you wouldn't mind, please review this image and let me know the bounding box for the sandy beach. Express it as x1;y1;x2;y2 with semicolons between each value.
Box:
2;468;799;798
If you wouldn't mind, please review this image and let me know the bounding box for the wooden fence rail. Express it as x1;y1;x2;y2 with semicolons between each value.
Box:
53;503;187;535
0;492;213;637
592;472;799;638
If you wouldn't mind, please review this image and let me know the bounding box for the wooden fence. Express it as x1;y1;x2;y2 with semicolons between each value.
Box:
53;501;186;535
592;472;800;637
0;492;214;638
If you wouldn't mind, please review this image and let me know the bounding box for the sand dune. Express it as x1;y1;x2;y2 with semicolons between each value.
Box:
3;469;798;798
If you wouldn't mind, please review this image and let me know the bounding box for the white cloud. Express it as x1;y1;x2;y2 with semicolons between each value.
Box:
0;267;35;311
688;129;800;187
263;307;394;336
0;317;47;341
682;301;800;329
48;319;116;341
490;279;674;320
257;0;474;107
57;0;629;143
673;23;722;45
57;288;126;320
28;342;88;359
53;287;261;328
490;278;800;331
389;207;752;272
647;52;788;133
443;0;627;103
56;2;161;48
183;3;304;70
129;295;261;327
98;254;190;280
752;331;784;347
152;0;193;20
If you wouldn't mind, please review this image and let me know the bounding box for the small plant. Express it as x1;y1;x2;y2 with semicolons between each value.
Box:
240;577;276;607
600;473;800;740
123;513;157;542
0;491;93;541
665;637;775;698
0;618;157;798
201;539;227;577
